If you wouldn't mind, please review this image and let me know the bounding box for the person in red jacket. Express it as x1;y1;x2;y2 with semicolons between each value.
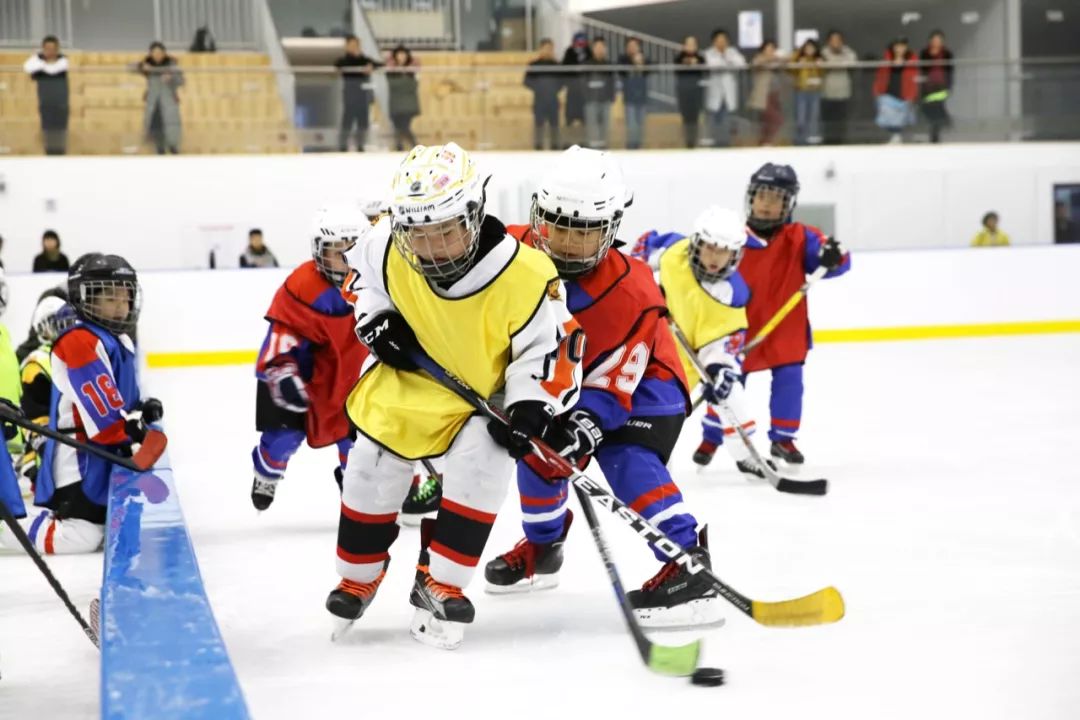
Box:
733;163;849;466
873;37;918;143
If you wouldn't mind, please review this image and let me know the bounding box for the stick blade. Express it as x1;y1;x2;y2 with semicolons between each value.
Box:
751;586;845;627
775;477;829;496
647;638;702;676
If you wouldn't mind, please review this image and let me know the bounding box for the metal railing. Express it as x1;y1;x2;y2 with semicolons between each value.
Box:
1;56;1078;155
0;0;72;47
155;0;260;50
576;15;682;106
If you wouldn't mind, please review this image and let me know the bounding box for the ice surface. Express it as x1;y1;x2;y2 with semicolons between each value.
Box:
3;334;1080;719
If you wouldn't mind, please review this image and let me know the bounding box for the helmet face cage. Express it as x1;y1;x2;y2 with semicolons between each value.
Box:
312;235;357;286
74;279;142;336
392;200;484;284
746;183;797;234
689;234;744;283
530;196;621;279
34;305;75;343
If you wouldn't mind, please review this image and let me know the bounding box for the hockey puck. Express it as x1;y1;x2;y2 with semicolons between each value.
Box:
690;667;725;687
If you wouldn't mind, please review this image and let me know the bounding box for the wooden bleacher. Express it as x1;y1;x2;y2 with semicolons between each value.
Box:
0;50;296;155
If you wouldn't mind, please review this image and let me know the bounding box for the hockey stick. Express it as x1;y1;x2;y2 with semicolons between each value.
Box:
669;322;828;496
0;497;100;649
739;265;829;358
410;351;845;628
0;403;165;473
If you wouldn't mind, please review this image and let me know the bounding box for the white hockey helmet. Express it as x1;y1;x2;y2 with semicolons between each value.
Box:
688;206;748;282
311;200;380;286
389;142;488;283
531;145;632;279
31;295;73;343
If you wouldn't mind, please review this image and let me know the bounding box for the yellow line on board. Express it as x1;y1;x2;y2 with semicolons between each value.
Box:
144;319;1080;369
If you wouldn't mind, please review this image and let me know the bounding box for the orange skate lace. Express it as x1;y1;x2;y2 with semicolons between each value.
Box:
642;561;681;592
338;570;386;599
417;564;465;601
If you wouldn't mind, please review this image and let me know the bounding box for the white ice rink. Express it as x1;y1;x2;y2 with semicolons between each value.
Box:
4;333;1080;720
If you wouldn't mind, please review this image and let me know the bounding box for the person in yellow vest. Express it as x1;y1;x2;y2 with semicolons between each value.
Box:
971;211;1010;247
17;296;72;489
655;206;772;477
327;142;583;649
0;270;22;456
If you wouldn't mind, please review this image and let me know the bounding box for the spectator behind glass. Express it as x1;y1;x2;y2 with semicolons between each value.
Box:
748;40;784;146
525;39;563;151
23;36;70;155
702;28;746;147
1056;201;1080;244
873;37;919;144
674;36;706;149
33;230;71;273
971;212;1010;247
820;30;857;145
790;39;823;146
335;35;382;152
239;229;279;268
561;32;592;149
139;41;184;154
920;30;954;144
386;44;420;152
619;37;649;150
584;38;615;149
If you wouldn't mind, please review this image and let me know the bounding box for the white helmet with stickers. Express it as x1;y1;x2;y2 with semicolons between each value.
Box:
31;295;74;343
688;206;748;282
311;200;382;286
531;145;632;279
389;142;488;283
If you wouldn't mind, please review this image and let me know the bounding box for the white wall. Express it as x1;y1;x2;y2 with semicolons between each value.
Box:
1;144;1079;275
4;245;1079;358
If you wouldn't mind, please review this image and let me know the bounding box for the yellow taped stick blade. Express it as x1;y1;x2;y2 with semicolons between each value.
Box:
750;586;846;627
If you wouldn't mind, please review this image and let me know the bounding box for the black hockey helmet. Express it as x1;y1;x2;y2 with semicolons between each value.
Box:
67;253;141;336
746;163;800;236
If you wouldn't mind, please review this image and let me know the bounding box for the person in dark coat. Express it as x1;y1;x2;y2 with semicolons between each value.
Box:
619;37;650;150
138;42;185;154
32;230;70;273
675;35;706;149
583;38;616;149
525;39;562;150
334;35;383;152
23;36;69;155
920;30;954;144
386;44;420;151
561;31;592;148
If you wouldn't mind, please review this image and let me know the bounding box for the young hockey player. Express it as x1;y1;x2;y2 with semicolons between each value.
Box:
0;253;166;554
650;206;773;476
16;296;72;489
736;163;850;466
485;146;723;629
327;142;582;649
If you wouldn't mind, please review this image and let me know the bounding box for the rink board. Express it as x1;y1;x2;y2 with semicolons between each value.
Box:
101;454;249;719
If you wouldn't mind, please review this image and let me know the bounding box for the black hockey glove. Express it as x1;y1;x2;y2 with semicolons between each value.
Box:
138;397;165;424
264;362;310;413
547;409;604;466
0;397;23;440
356;311;421;371
487;400;555;459
701;364;737;405
818;236;845;271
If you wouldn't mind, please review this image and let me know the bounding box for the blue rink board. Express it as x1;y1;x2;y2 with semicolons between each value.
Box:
101;457;249;719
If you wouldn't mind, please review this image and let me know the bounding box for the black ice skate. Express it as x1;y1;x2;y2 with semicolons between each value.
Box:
326;561;388;641
692;440;718;466
251;474;279;511
484;510;573;594
409;563;475;650
736;457;778;481
627;529;724;630
400;472;442;527
770;440;805;466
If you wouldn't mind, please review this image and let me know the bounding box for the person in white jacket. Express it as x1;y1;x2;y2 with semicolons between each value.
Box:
23;36;70;155
703;29;746;147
